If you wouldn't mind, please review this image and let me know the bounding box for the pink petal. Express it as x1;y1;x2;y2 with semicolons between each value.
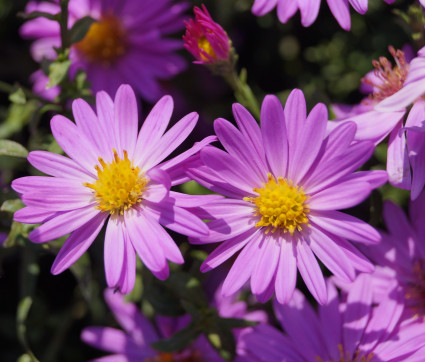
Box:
275;238;297;304
296;239;328;304
104;217;125;287
51;212;107;274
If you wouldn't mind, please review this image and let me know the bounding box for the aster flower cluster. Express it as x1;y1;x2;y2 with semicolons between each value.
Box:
3;0;425;361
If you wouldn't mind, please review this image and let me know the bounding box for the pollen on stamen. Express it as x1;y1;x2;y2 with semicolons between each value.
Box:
84;149;148;215
362;46;409;104
244;173;310;235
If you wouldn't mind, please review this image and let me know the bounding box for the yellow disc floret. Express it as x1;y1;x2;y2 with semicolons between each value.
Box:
84;149;148;215
197;36;217;60
244;173;310;235
74;14;127;65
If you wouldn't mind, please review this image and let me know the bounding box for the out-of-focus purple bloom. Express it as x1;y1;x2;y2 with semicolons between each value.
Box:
20;0;188;102
186;89;387;305
11;84;217;294
251;0;394;31
183;5;231;65
240;276;425;361
82;288;266;361
330;46;425;198
348;191;425;322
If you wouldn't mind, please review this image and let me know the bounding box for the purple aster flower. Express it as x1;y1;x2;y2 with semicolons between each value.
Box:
251;0;394;31
11;84;217;294
185;89;387;305
345;191;425;322
240;276;425;361
330;46;425;198
183;5;231;65
82;288;266;361
20;0;187;102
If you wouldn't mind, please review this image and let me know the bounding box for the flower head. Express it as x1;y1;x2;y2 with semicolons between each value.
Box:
20;0;187;101
240;276;425;361
186;90;387;305
12;84;214;294
82;288;265;361
331;46;425;199
351;191;425;321
252;0;394;31
183;5;231;65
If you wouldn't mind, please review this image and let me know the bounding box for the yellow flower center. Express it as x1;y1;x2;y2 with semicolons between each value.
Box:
244;173;310;235
74;14;127;65
146;351;202;362
197;36;216;60
84;149;148;215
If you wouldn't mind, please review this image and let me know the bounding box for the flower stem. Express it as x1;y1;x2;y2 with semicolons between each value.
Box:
223;69;261;120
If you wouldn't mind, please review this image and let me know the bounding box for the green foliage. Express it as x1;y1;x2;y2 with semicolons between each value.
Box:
68;16;96;44
0;140;28;158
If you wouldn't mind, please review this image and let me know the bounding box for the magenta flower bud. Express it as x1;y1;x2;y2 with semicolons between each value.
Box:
183;5;231;65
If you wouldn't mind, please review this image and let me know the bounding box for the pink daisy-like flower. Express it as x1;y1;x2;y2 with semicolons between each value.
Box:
20;0;187;101
11;84;216;294
183;5;231;65
348;191;425;321
251;0;394;31
185;90;387;305
82;288;266;361
240;276;425;361
331;46;425;198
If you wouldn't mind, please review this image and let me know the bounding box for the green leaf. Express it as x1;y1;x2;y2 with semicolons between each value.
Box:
1;199;25;213
47;59;71;88
69;16;96;44
0;100;38;138
9;88;26;104
0;140;29;158
151;322;202;353
4;222;34;248
17;10;59;21
219;317;258;329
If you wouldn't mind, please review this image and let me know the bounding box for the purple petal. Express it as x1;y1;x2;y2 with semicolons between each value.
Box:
309;226;356;283
288;102;328;183
298;0;321;26
104;289;159;345
126;211;169;280
309;180;372;210
222;231;263;297
387;122;411;189
309;210;381;244
144;200;208;238
51;212;107;274
14;207;57;224
215;117;267;183
50;115;98;175
275;238;297;304
251;234;280;296
114;85;138;158
28;150;92;180
81;327;143;356
104;218;125;287
134;95;173;164
29;206;100;243
273;290;328;359
327;0;351;30
144;168;171;203
260;95;288;178
232;103;265;162
296;239;328;305
342;274;373;356
201;229;258;272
